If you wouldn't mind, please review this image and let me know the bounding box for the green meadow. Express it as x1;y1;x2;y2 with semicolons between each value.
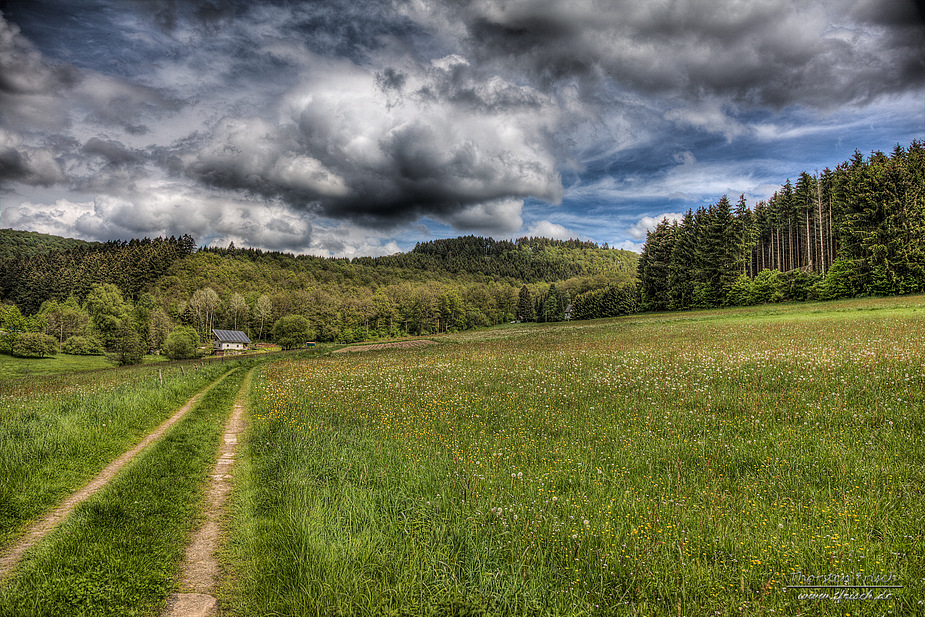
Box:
0;297;923;616
224;295;925;616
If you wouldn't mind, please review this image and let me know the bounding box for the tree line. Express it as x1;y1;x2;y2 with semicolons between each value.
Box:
638;141;925;310
4;140;920;362
0;234;638;362
0;235;196;314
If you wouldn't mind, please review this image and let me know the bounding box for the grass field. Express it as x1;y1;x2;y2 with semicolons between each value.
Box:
224;295;925;616
0;353;120;380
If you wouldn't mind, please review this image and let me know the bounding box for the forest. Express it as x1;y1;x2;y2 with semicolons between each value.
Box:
2;140;922;364
638;141;925;310
0;232;638;362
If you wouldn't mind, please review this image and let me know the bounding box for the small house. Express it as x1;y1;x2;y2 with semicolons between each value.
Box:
563;304;574;321
212;329;251;355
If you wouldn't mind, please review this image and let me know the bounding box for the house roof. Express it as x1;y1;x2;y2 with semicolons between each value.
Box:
212;329;251;343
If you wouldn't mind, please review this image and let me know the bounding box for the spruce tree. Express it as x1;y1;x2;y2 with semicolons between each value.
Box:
517;285;535;322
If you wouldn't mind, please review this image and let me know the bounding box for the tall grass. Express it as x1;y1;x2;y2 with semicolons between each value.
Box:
224;295;925;616
0;367;251;617
0;360;240;550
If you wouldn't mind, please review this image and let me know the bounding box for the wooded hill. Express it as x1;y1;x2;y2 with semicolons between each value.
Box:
0;229;101;260
638;140;925;310
0;232;639;357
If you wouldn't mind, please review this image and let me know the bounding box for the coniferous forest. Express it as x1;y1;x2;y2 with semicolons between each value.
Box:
1;141;923;363
638;141;925;310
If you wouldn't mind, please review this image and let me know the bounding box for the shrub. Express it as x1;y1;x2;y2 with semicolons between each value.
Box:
273;315;314;350
779;270;821;302
814;258;855;300
726;274;754;306
162;326;200;360
751;269;784;304
61;335;104;355
13;332;58;358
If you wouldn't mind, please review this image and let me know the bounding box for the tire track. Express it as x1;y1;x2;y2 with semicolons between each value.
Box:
162;368;253;617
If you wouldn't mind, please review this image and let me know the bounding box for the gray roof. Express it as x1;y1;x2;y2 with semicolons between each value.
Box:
212;329;251;343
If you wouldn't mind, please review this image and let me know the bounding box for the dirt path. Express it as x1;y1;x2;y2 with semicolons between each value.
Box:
161;368;253;617
332;339;437;353
0;371;234;580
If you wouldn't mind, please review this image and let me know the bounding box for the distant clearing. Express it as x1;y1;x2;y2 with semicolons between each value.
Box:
332;339;438;353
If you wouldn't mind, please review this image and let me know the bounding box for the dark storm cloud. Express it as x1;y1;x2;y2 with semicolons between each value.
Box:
449;0;925;109
0;128;67;186
0;14;78;128
413;58;547;112
0;151;64;186
81;138;146;168
178;47;562;231
123;0;236;33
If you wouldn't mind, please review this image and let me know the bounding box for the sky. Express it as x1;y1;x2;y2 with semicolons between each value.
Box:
0;0;923;257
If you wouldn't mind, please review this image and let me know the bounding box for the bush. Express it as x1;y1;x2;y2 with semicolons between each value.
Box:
751;269;784;304
779;270;821;302
726;274;754;306
61;335;104;355
162;326;200;360
274;315;314;350
814;258;855;300
13;332;58;358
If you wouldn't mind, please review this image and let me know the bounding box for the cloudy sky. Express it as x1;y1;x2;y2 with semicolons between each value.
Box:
1;0;923;256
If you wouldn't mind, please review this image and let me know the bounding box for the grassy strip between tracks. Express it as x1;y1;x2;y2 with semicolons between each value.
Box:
0;367;248;617
0;361;243;552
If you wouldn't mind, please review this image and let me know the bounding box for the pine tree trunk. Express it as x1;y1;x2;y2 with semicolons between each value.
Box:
789;223;794;271
816;180;825;273
776;229;781;270
805;210;812;271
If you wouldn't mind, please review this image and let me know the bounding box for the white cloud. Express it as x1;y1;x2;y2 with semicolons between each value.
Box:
522;220;582;241
613;239;644;253
2;198;94;236
627;213;685;240
665;102;747;140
